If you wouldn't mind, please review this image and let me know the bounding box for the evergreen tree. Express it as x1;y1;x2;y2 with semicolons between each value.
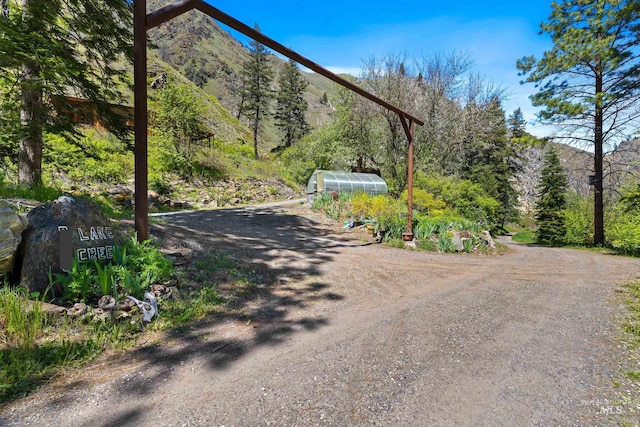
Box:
535;146;569;244
0;0;133;186
507;108;527;139
463;97;520;230
517;0;640;245
274;59;309;149
238;24;274;160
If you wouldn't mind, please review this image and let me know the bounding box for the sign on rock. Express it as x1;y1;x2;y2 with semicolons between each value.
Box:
18;196;117;295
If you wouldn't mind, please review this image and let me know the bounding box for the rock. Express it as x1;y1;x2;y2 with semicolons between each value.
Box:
17;196;117;295
148;191;161;209
98;295;116;311
67;302;88;317
480;230;496;249
0;206;28;273
29;300;67;316
117;298;136;312
116;310;131;320
107;185;133;196
149;284;166;297
450;230;465;252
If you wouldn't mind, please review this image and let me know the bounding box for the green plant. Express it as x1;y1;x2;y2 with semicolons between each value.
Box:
94;261;116;297
512;232;535;244
385;238;406;249
417;239;437;252
53;258;94;303
50;235;174;303
149;174;173;197
401;187;446;214
462;238;474;253
414;221;438;240
535;147;568;245
311;193;333;210
437;234;457;253
562;192;593;246
0;284;46;349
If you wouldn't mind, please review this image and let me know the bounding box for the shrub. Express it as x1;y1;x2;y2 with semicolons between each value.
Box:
413;172;500;229
400;188;446;215
607;205;640;254
50;235;174;303
562;192;593;245
351;191;372;219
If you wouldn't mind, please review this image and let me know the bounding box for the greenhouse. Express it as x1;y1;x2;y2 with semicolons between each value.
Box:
306;170;388;203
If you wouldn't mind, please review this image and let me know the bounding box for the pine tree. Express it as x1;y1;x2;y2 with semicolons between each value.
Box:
517;0;640;245
274;59;309;149
507;108;527;139
0;0;133;186
535;146;569;244
238;24;274;160
463;97;520;230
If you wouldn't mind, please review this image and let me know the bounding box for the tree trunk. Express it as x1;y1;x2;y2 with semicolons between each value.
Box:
594;69;604;246
18;0;43;187
18;62;43;187
253;108;260;160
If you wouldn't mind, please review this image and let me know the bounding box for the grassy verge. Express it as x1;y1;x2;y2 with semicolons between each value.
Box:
0;242;265;403
512;231;535;244
614;281;640;423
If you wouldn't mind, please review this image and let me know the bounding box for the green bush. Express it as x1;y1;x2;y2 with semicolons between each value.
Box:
280;125;350;186
43;132;133;184
400;188;446;215
562;192;593;245
50;235;174;303
414;172;500;229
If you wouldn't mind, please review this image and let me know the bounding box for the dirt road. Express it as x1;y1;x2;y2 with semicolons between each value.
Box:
2;201;640;426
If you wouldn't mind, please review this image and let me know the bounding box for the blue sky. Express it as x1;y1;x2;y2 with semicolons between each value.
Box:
206;0;555;136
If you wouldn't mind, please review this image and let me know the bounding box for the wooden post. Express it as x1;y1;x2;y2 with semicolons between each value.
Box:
134;0;149;242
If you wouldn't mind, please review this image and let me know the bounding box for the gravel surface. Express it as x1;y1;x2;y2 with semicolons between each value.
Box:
2;201;640;426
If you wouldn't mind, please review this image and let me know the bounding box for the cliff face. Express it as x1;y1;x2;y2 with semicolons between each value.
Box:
515;139;640;215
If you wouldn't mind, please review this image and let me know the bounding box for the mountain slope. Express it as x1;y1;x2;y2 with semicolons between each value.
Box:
146;0;337;150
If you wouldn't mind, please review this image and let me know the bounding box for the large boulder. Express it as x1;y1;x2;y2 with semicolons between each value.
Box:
0;205;28;273
17;196;116;295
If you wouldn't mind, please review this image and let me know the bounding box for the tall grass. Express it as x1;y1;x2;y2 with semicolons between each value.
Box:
0;285;46;349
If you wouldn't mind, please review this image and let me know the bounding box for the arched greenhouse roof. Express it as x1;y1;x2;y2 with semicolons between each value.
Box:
306;170;387;203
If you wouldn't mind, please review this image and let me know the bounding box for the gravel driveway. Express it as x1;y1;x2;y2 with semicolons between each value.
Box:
2;201;640;426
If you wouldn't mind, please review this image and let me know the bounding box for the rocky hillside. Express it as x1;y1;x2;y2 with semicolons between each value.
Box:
146;0;337;150
515;139;640;215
